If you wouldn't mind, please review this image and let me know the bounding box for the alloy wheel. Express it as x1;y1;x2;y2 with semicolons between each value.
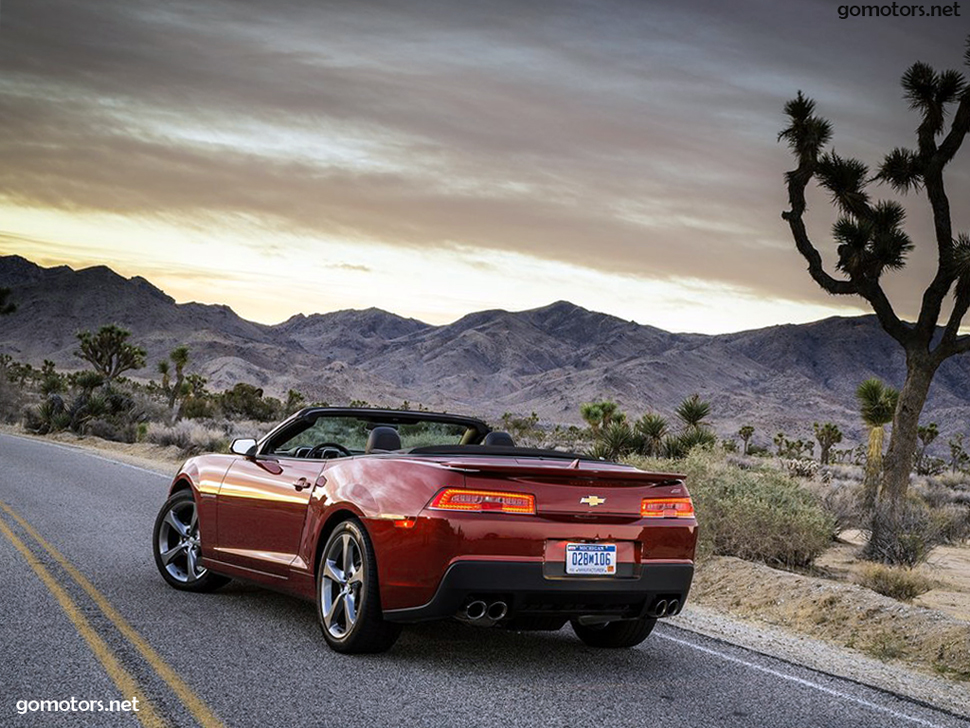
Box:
321;532;364;639
156;499;207;583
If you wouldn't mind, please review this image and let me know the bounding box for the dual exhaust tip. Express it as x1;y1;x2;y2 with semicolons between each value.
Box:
459;597;679;623
650;598;680;618
459;600;508;625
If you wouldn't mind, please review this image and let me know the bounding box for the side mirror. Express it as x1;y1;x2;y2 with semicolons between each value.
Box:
230;438;258;457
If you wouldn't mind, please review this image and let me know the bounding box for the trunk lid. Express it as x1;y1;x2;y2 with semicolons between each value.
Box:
439;456;687;519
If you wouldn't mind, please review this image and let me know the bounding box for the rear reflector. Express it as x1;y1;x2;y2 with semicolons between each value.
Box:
430;488;536;515
641;497;695;519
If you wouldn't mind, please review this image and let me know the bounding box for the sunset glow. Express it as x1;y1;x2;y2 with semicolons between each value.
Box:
1;1;966;332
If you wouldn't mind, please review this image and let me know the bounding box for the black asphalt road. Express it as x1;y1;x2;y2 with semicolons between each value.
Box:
1;432;967;728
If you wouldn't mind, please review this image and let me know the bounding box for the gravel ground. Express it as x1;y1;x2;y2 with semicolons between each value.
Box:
671;604;970;718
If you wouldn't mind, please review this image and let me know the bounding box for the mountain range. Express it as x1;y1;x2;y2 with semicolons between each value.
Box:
2;254;969;449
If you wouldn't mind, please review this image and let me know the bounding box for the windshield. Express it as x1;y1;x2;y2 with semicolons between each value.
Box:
264;415;477;457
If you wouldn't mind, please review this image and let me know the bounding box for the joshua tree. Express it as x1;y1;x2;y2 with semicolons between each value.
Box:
773;431;814;459
39;359;64;395
157;360;170;392
185;373;207;397
75;325;146;385
780;37;970;504
0;288;15;316
675;394;711;431
948;434;969;472
580;400;623;433
813;422;843;465
73;370;105;394
598;421;636;460
856;378;899;509
167;345;189;410
156;345;191;414
738;425;755;455
634;413;669;457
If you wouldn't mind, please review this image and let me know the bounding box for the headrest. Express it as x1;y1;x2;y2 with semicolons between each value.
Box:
366;426;401;453
482;431;515;447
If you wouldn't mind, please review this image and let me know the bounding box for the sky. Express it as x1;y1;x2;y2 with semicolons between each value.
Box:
0;0;967;333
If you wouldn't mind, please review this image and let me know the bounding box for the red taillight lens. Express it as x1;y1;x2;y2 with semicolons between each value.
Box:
641;497;695;519
430;488;536;515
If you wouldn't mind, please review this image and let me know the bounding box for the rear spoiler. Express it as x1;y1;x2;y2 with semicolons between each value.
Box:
438;459;685;485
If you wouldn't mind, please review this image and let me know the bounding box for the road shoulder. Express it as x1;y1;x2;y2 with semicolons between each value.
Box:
671;604;970;718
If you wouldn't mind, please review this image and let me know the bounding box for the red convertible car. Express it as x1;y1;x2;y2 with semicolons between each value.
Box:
153;407;697;653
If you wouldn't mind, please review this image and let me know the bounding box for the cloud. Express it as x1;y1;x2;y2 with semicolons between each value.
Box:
0;0;967;325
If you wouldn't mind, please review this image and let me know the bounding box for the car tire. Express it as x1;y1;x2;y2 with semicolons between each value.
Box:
316;519;402;654
153;490;230;592
570;616;657;648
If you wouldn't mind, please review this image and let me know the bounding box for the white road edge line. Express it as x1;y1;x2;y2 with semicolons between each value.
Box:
2;433;171;478
657;633;947;728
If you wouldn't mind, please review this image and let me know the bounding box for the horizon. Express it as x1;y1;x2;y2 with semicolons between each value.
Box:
1;2;967;334
4;252;887;336
0;254;884;336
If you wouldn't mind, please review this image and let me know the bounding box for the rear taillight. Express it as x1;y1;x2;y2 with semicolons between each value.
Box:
430;488;536;515
641;497;695;519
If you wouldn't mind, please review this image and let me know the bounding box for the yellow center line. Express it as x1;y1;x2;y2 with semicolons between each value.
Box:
0;516;166;728
0;501;226;728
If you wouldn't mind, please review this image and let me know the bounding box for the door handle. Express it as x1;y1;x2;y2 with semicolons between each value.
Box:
293;477;310;491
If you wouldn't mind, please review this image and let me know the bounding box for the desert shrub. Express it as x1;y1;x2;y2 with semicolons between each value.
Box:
916;481;957;509
64;387;150;442
627;449;833;569
499;412;545;448
214;418;269;443
23;395;70;434
916;456;947;476
803;480;864;536
862;498;937;567
549;424;590;453
856;563;933;602
0;378;23;423
934;470;970;489
928;503;970;545
84;418;137;443
587;439;613;461
180;395;218;420
782;458;819;479
220;383;279;421
145;421;228;457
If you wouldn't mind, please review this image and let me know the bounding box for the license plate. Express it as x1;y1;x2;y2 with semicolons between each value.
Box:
565;543;617;575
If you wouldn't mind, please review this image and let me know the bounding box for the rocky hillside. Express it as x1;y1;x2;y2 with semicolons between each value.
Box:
3;255;969;448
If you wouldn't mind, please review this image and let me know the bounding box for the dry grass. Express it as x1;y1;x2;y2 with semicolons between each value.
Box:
856;563;934;601
145;421;228;457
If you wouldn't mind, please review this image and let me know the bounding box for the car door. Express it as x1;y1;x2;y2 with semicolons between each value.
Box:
215;455;324;577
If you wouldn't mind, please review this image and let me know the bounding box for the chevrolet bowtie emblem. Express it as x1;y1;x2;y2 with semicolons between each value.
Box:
580;495;606;507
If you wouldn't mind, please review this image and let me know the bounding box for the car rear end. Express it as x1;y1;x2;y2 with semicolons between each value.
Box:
380;457;697;628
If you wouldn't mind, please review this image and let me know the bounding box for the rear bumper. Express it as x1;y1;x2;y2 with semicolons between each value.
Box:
382;560;693;623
